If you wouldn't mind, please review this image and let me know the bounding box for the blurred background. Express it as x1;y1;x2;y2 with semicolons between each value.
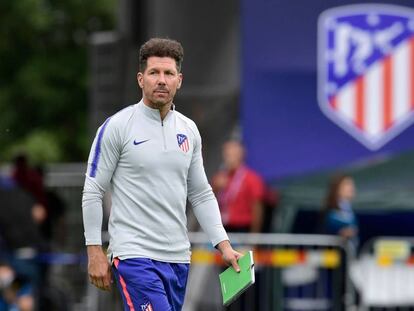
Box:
1;0;414;310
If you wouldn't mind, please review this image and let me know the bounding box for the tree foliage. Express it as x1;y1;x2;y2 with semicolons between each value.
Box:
0;0;116;163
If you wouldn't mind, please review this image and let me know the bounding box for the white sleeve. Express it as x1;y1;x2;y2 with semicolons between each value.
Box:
187;125;228;247
82;117;121;245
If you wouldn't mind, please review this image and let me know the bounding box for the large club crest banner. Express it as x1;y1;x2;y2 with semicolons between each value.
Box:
242;1;414;180
318;5;414;150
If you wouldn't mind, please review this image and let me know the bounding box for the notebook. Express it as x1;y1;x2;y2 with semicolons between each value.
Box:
219;250;255;306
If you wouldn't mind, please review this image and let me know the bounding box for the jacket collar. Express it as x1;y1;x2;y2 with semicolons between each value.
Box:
137;99;175;122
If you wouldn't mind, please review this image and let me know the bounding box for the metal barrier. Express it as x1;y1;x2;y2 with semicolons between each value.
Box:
184;233;355;311
0;165;354;310
352;236;414;311
80;232;355;311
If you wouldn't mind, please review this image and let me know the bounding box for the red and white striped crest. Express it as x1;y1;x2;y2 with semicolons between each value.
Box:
318;5;414;150
141;302;153;311
177;134;189;153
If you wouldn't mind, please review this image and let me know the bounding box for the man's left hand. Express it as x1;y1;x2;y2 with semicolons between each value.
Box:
216;240;242;272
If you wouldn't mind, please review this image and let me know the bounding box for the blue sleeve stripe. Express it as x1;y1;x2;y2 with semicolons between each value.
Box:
89;117;112;178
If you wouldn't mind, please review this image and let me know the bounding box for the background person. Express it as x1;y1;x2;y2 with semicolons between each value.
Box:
0;262;34;311
82;38;241;311
0;174;43;311
322;174;359;246
212;140;265;233
212;140;267;311
11;155;48;235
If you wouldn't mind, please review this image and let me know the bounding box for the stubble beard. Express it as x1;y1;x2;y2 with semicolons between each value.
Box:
149;97;171;110
149;89;175;110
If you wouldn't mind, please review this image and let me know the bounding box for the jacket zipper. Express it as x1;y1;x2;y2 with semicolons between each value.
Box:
161;120;167;150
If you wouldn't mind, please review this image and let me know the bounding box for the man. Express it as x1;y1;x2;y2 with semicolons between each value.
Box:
212;140;265;233
82;38;241;311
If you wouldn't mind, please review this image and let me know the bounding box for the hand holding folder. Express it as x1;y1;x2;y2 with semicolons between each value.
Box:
219;250;255;306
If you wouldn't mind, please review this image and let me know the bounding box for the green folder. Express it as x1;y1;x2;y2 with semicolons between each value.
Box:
219;250;255;306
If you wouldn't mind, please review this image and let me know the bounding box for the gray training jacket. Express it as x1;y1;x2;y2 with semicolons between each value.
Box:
82;100;228;263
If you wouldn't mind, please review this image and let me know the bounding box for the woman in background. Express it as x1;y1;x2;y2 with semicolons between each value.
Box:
323;174;359;247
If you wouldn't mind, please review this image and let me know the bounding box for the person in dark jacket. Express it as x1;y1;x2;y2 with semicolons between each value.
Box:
322;174;358;246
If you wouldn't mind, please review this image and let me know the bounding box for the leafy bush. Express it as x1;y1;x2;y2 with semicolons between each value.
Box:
0;0;116;163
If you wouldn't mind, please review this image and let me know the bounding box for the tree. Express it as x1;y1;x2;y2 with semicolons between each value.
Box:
0;0;116;163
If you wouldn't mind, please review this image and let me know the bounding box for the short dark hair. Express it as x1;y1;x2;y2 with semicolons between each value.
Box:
138;38;184;73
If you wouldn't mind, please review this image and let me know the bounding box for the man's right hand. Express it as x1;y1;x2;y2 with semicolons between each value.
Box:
87;245;112;291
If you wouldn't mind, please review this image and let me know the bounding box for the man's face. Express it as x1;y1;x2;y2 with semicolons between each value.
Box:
137;56;183;109
222;141;244;171
338;177;356;201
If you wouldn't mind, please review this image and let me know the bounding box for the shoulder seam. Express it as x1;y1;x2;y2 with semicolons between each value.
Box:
175;112;198;138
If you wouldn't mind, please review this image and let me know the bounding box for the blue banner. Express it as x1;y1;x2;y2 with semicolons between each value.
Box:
242;0;414;180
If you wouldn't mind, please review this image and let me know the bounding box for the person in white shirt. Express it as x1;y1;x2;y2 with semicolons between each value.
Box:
82;37;241;311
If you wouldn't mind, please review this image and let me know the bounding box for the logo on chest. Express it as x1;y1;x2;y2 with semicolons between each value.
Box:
140;302;153;311
133;139;150;146
177;134;189;153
